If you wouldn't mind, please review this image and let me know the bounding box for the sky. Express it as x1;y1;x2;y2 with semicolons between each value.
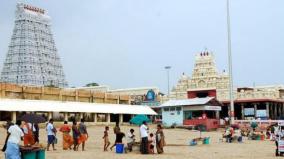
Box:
0;0;283;93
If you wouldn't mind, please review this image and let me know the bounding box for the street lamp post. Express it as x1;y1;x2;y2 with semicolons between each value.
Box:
227;0;235;124
164;66;171;96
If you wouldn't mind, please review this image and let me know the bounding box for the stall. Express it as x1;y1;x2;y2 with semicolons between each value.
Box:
159;97;222;130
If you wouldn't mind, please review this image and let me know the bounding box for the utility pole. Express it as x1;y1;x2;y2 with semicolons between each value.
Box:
227;0;235;124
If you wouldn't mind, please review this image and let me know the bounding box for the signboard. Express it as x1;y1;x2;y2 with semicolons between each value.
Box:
204;106;221;111
244;108;254;116
146;89;156;101
256;110;267;117
184;106;221;111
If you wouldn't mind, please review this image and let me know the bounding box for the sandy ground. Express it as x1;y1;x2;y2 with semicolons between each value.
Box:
0;125;277;159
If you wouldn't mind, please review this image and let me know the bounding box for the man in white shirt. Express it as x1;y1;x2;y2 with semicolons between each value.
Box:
140;121;149;154
3;120;24;159
46;118;57;151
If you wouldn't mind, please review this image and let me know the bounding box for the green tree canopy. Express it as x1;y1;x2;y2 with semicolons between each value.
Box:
85;82;99;87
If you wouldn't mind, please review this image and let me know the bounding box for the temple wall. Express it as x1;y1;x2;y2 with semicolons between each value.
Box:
0;83;130;104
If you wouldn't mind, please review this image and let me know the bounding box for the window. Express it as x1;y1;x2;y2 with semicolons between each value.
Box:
164;108;169;112
170;107;175;111
176;107;182;111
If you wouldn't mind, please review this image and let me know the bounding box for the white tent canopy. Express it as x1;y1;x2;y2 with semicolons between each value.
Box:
0;99;157;115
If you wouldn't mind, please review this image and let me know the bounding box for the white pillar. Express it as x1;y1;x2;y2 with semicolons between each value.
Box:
254;103;257;118
266;102;270;119
216;111;220;119
107;114;111;124
119;114;123;124
241;103;245;120
94;113;97;123
64;113;68;121
80;113;84;120
48;112;53;120
11;112;17;123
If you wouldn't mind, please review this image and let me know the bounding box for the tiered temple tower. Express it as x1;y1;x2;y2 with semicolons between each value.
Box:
190;52;228;89
0;3;68;88
169;51;229;99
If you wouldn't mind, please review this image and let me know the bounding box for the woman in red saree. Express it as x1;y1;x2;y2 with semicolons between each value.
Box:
23;122;35;146
59;121;73;150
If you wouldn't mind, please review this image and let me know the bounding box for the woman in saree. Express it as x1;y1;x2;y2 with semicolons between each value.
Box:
156;124;166;154
23;122;35;146
59;121;73;150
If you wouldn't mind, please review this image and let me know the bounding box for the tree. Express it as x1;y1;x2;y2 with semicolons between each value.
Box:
85;82;99;87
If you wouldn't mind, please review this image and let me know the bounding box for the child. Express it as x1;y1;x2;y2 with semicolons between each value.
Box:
126;129;135;152
102;126;110;151
148;133;155;154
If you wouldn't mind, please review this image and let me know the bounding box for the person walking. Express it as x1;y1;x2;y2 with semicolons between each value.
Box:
140;121;149;154
2;120;24;159
72;120;81;151
156;124;166;154
110;121;120;151
78;118;88;151
59;121;73;150
102;126;110;151
46;119;57;151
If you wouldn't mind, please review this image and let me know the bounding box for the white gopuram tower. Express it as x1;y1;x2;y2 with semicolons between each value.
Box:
0;3;68;88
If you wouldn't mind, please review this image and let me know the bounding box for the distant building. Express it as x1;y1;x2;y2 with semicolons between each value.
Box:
0;83;132;123
168;51;284;120
80;86;163;106
0;3;68;88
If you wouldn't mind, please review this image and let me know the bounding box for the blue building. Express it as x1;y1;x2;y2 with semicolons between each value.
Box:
158;97;222;127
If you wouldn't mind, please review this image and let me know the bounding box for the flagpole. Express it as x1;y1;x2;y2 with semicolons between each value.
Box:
227;0;235;124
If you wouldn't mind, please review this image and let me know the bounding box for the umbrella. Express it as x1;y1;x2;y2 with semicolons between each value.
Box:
130;115;151;125
251;122;258;129
20;114;46;124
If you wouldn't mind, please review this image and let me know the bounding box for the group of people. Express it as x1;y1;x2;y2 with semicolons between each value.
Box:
2;118;42;159
57;119;89;151
102;121;166;155
2;118;166;159
139;121;166;154
1;118;88;159
42;118;89;152
223;126;242;143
